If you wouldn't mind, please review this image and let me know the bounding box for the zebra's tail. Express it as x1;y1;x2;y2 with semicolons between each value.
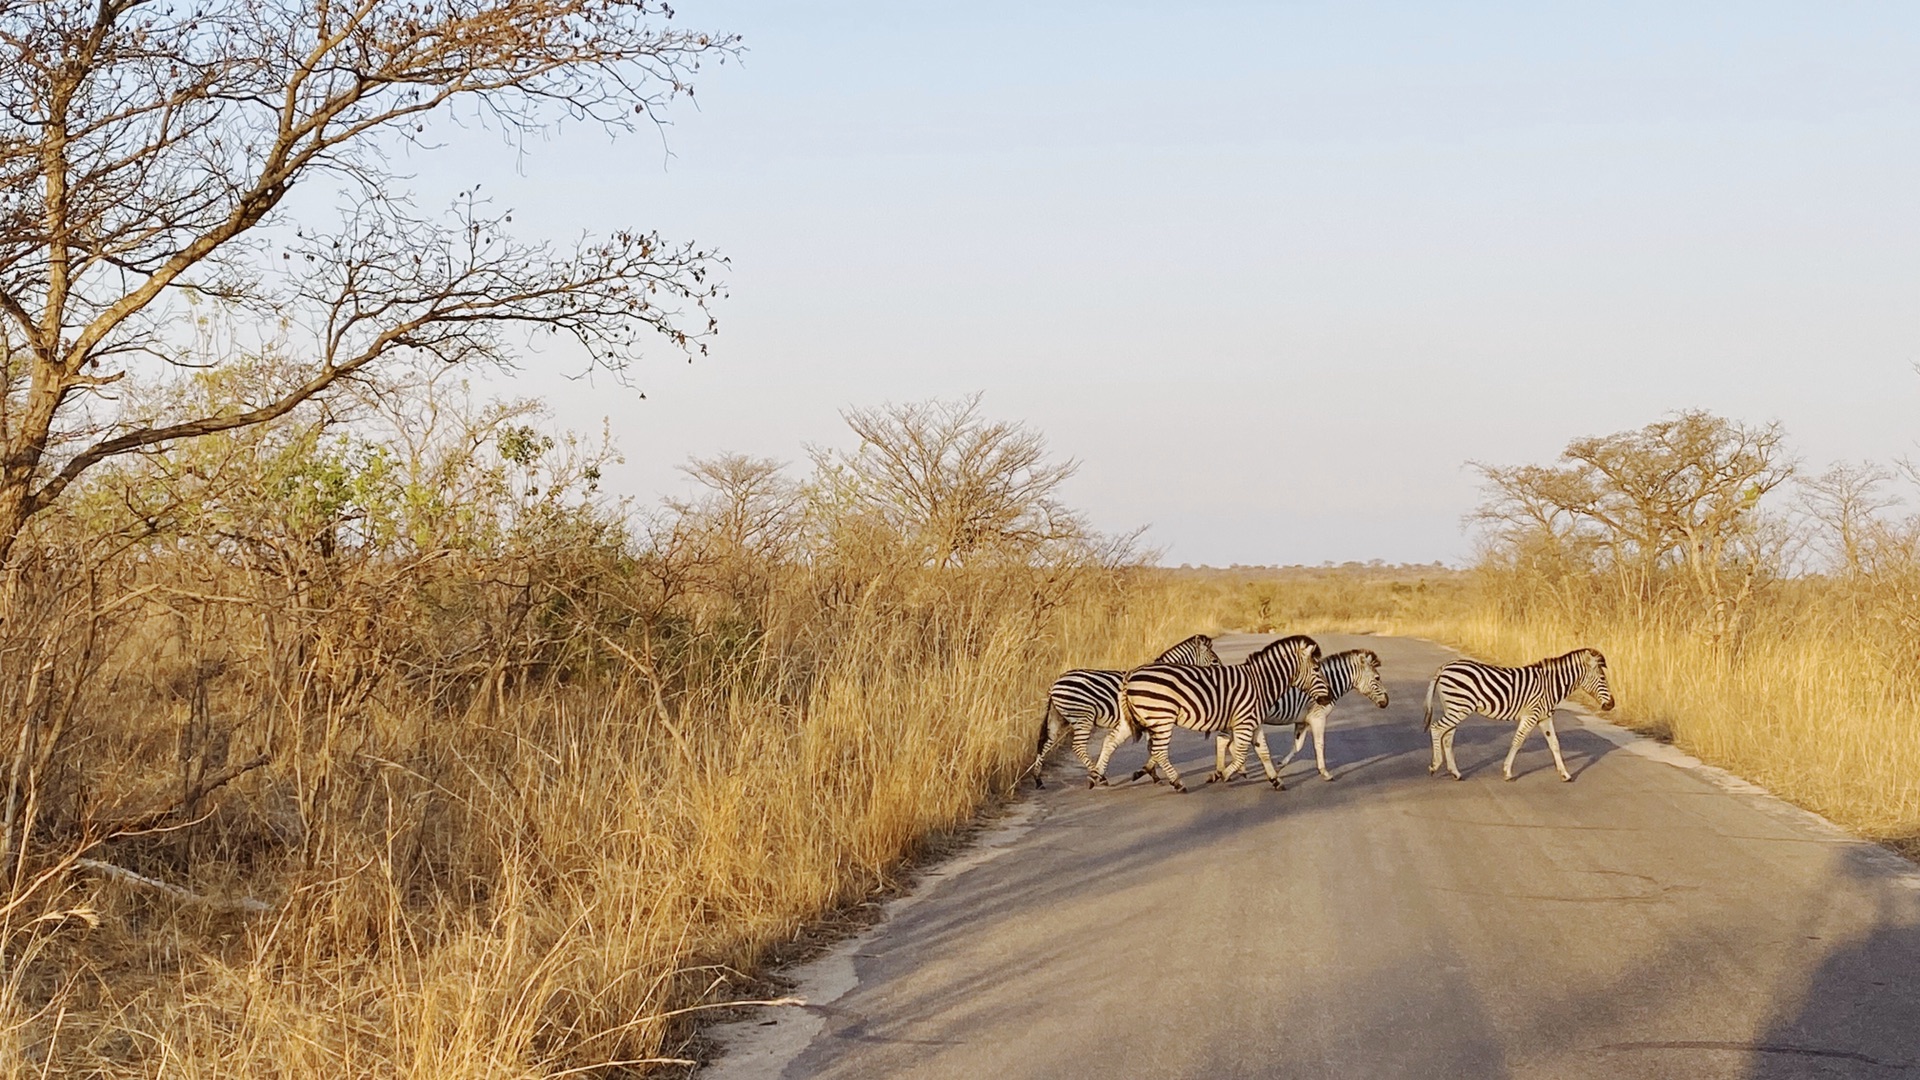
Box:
1036;701;1053;755
1423;674;1437;731
1117;672;1144;743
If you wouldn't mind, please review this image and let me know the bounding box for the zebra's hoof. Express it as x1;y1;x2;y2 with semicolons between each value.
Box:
1269;779;1284;791
1130;769;1148;783
1450;772;1463;781
1427;765;1439;775
1320;772;1336;782
1171;783;1188;794
1503;774;1515;783
1560;773;1573;782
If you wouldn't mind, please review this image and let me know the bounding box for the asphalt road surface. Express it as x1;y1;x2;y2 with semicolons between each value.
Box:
706;633;1920;1079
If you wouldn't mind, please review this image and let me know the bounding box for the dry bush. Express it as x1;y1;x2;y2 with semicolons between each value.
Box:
0;386;1231;1077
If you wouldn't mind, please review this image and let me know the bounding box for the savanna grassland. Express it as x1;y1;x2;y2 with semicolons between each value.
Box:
3;0;1913;1075
1206;413;1920;858
0;385;1267;1077
3;370;1917;1078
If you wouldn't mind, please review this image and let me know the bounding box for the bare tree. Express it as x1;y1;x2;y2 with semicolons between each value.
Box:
813;394;1086;568
656;453;804;612
1799;461;1897;577
669;455;804;566
0;0;737;566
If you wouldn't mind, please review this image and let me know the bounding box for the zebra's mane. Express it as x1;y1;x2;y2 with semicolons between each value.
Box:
1154;633;1221;666
1246;634;1319;666
1539;647;1601;669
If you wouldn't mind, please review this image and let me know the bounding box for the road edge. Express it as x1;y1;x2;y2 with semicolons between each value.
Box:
696;797;1048;1078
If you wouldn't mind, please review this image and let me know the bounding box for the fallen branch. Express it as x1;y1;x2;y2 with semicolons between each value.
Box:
74;858;272;914
96;753;272;838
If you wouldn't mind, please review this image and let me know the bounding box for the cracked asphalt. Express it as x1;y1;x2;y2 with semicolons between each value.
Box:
709;634;1920;1079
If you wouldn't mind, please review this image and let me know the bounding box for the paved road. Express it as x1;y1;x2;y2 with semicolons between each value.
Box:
707;634;1920;1079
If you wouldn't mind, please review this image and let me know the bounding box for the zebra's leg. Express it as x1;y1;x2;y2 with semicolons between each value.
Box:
1252;725;1284;789
1278;722;1308;769
1213;726;1244;776
1441;722;1463;780
1090;723;1126;787
1147;726;1185;793
1133;743;1169;784
1541;715;1573;781
1308;707;1333;780
1215;723;1258;786
1209;726;1264;784
1429;725;1446;775
1069;720;1099;775
1502;715;1541;781
1205;734;1232;784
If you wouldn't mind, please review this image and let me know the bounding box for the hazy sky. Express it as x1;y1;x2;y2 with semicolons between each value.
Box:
441;1;1920;565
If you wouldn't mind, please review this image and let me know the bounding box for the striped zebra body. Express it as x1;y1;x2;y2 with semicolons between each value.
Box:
1098;635;1330;793
1211;648;1388;783
1422;648;1615;782
1027;635;1221;788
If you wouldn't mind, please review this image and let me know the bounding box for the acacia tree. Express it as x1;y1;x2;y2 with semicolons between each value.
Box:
0;0;735;567
1474;411;1794;630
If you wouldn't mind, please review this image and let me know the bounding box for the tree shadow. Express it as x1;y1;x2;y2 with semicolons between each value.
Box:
1743;844;1920;1078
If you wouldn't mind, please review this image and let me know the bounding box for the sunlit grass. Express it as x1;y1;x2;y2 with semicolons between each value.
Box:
1393;606;1920;844
1;579;1239;1078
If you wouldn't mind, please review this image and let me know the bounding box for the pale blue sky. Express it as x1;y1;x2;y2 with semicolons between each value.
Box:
447;1;1920;565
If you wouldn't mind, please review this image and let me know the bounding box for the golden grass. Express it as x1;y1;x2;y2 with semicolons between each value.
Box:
15;539;1919;1078
1;574;1241;1078
1390;605;1920;847
1195;565;1920;852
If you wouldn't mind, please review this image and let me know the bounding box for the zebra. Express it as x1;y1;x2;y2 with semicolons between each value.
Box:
1422;648;1615;782
1097;634;1331;793
1209;647;1388;784
1026;634;1223;788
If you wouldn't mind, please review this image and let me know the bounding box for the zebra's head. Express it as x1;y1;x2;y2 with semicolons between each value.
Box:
1156;633;1223;667
1252;634;1332;706
1579;648;1615;711
1349;649;1389;708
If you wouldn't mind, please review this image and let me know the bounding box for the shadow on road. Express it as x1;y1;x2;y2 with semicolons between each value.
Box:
1744;844;1920;1078
776;633;1920;1080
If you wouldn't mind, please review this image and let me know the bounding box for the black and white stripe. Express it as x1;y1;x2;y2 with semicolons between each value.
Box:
1098;635;1331;793
1027;634;1222;788
1422;648;1615;782
1211;647;1388;783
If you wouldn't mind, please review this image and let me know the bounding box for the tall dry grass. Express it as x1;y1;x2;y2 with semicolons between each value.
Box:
1164;559;1920;854
0;382;1242;1078
1391;594;1920;850
6;595;1223;1078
